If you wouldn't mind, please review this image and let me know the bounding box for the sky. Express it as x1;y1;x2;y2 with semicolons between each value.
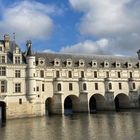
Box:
0;0;140;56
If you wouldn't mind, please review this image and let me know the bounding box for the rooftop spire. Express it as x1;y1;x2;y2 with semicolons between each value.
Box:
26;40;33;56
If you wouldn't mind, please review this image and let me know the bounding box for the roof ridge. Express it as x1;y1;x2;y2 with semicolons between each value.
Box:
35;52;137;59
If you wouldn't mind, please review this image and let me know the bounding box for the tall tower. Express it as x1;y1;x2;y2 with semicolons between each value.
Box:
26;40;36;102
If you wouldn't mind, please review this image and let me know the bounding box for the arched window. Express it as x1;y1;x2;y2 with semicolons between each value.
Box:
108;83;112;90
83;83;87;90
57;83;61;91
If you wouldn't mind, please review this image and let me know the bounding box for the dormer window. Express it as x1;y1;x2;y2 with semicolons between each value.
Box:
54;58;60;66
38;58;45;66
66;59;72;67
104;61;109;68
92;60;97;67
127;62;132;68
115;62;120;68
15;47;20;54
0;56;6;63
79;59;85;67
15;56;20;64
0;44;4;52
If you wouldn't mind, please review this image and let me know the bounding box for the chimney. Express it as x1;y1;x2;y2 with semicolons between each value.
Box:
4;34;10;51
137;50;140;60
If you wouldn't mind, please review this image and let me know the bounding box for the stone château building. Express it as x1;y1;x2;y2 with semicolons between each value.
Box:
0;34;140;120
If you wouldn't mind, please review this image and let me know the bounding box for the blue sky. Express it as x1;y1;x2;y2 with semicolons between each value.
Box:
0;0;140;56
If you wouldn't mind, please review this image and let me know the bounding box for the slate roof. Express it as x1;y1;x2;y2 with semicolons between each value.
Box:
35;53;139;68
0;40;26;64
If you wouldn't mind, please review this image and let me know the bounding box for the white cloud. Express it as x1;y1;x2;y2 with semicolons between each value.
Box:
60;34;140;56
43;49;56;53
60;39;112;55
68;0;140;56
0;1;56;42
69;0;140;37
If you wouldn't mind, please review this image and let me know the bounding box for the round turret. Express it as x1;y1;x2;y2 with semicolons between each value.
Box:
26;40;36;102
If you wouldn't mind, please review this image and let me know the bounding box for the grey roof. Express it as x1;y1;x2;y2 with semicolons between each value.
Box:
0;40;26;64
35;52;139;68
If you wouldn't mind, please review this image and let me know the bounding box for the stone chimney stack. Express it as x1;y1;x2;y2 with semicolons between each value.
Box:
4;34;10;51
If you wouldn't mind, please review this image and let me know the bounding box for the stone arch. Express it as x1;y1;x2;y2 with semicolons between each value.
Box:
89;94;106;112
45;97;53;115
114;93;130;111
0;101;6;121
64;95;80;114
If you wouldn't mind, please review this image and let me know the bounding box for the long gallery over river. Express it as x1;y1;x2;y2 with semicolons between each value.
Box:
0;34;140;120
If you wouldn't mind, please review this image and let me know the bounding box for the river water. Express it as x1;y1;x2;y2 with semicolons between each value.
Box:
0;111;140;140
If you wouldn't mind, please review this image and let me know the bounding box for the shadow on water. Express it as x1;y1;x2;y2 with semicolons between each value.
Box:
0;119;6;127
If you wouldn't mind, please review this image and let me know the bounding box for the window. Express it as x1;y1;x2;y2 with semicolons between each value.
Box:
57;83;61;91
95;83;98;90
118;72;121;78
106;71;109;78
54;58;60;66
79;60;84;67
15;56;20;64
68;71;72;78
104;61;109;67
19;99;22;104
118;83;122;90
0;67;6;76
116;62;120;68
94;71;97;78
108;83;112;90
129;72;132;78
15;70;20;78
56;71;60;78
0;47;2;51
36;86;39;91
132;83;136;89
1;56;5;63
81;71;84;78
15;83;21;93
92;60;97;67
69;83;73;91
1;80;7;93
40;70;44;78
83;83;87;90
42;84;44;92
66;59;72;67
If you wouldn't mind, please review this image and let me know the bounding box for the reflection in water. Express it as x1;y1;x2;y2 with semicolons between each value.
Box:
0;111;140;140
0;107;1;119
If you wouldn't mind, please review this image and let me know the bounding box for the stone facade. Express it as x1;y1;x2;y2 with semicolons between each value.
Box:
0;34;140;120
